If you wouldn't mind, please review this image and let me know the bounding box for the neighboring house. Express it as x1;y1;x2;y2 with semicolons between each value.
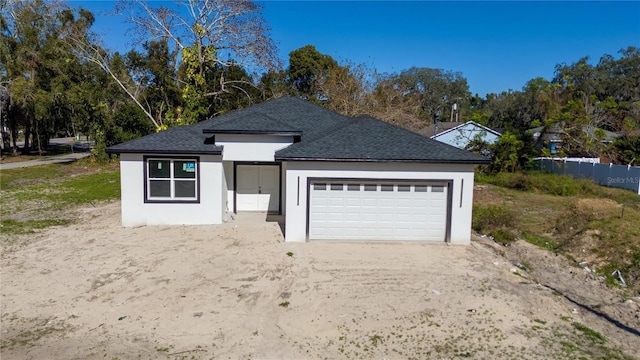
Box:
106;97;489;245
530;123;620;155
427;121;501;150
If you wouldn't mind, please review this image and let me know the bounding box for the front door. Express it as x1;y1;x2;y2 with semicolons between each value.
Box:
236;165;280;213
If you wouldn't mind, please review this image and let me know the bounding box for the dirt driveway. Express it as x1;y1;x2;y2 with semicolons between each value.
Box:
1;202;638;359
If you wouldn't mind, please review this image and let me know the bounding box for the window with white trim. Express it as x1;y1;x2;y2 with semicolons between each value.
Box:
146;158;198;202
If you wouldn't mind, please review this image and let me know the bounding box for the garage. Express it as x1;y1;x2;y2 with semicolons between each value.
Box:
308;180;450;241
235;164;280;213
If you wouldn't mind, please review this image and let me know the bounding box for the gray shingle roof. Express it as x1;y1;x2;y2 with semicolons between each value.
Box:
200;112;300;134
195;97;350;141
105;125;222;155
275;116;490;164
107;96;489;164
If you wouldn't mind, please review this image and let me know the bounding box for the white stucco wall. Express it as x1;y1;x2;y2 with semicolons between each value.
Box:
432;124;500;149
216;134;293;161
283;161;476;245
119;153;225;226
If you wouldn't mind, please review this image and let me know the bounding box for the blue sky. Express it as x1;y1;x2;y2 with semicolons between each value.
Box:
74;1;640;97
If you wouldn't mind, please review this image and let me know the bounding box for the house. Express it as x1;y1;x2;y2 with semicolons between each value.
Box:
426;121;502;150
530;123;620;155
106;97;489;244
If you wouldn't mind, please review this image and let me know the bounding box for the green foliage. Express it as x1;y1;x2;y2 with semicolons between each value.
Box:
571;323;606;343
259;70;292;99
522;233;561;251
124;39;183;129
288;44;338;98
490;228;518;246
471;204;517;238
105;104;155;146
610;135;640;165
477;170;640;293
477;131;535;173
91;125;108;163
467;47;639;161
494;132;528;172
392;67;471;123
1;1;161;154
178;44;215;125
477;171;596;197
1;218;71;235
1;162;120;238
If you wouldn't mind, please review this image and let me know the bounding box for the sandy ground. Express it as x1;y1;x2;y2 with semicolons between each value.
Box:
1;201;639;359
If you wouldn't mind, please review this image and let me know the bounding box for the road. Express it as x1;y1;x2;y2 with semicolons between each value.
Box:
0;137;94;170
0;152;92;170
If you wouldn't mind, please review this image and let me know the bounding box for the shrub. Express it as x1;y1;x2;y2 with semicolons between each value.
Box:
472;204;516;233
490;228;518;245
478;171;597;197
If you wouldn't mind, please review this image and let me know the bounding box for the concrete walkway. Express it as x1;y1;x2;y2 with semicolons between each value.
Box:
0;152;92;170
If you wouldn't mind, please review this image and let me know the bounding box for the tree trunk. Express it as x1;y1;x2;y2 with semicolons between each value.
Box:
10;127;18;155
22;126;31;155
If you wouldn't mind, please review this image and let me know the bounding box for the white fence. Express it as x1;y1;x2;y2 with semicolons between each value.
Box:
535;158;640;195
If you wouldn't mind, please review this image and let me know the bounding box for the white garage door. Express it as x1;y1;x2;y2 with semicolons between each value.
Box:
236;165;280;213
309;181;448;241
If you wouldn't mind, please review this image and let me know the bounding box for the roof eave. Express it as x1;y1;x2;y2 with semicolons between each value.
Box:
431;121;502;139
106;148;222;155
275;156;490;165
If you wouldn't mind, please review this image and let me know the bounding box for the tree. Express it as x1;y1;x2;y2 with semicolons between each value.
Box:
258;69;291;101
610;135;640;165
288;44;338;99
124;39;182;127
2;0;156;158
316;61;373;117
484;131;535;173
370;67;470;132
1;0;84;153
116;0;280;126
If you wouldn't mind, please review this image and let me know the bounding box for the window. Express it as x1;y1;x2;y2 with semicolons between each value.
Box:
314;183;326;190
397;185;411;192
364;184;377;191
381;184;394;192
146;157;198;202
347;184;360;191
431;186;445;193
415;185;429;192
330;183;343;191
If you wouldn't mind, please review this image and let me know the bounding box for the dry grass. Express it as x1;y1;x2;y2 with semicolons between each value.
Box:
476;171;640;294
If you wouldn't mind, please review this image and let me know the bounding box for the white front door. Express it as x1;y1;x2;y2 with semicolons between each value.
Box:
236;165;280;213
309;181;448;241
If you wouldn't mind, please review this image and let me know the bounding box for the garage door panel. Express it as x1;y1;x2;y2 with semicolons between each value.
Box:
344;228;361;236
310;180;448;241
362;198;378;207
345;198;361;207
311;212;327;221
344;213;360;222
394;227;411;236
395;198;414;207
327;212;344;221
